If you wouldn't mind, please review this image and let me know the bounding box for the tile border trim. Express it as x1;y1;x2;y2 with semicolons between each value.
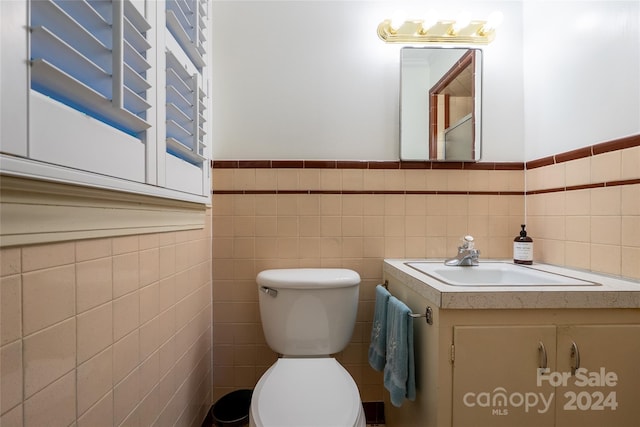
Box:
525;134;640;170
212;189;525;196
211;160;524;170
211;134;639;171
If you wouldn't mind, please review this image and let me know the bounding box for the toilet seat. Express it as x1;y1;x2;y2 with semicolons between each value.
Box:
250;358;365;427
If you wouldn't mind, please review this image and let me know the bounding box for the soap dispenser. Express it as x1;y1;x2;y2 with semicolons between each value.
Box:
513;224;533;265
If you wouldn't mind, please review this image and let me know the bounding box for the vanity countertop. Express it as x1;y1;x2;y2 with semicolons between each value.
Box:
383;259;640;309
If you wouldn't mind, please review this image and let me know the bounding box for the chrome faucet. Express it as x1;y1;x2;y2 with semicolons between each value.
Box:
445;235;480;266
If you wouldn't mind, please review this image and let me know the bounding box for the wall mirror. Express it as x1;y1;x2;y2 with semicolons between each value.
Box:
400;47;482;161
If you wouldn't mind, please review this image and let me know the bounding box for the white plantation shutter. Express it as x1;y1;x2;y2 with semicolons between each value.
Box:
163;0;209;194
0;0;210;202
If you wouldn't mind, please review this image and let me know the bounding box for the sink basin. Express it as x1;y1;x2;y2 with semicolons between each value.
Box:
405;262;600;287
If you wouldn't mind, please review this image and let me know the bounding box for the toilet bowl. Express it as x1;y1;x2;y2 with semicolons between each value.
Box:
249;268;365;427
250;358;365;427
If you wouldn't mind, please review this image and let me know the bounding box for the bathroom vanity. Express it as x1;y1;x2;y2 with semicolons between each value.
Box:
382;259;640;427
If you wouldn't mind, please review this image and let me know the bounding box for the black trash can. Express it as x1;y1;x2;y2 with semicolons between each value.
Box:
209;389;253;427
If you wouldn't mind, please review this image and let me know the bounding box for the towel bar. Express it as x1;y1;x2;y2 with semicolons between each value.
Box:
382;280;433;325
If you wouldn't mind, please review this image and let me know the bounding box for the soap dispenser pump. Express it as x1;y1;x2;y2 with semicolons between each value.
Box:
513;224;533;265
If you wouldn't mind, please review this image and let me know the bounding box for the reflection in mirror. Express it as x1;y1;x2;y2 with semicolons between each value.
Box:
400;47;482;161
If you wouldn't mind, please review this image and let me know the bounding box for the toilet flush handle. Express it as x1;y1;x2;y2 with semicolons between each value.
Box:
260;286;278;297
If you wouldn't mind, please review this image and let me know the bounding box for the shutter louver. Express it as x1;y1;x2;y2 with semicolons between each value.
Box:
166;0;206;69
165;50;206;165
30;0;152;134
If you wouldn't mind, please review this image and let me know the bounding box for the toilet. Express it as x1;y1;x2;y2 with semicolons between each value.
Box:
249;268;366;427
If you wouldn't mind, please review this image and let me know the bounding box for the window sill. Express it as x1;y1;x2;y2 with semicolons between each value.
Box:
0;175;208;247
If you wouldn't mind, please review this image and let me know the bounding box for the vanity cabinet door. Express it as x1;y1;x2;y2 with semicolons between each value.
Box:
555;325;640;427
451;325;557;427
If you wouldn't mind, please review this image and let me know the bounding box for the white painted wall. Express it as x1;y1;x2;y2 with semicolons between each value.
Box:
523;0;640;161
211;0;638;162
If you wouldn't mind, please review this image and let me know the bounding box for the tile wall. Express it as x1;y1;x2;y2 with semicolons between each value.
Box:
526;139;640;279
0;211;212;427
211;164;525;401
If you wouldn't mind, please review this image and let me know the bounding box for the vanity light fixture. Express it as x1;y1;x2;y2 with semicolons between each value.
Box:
378;11;503;44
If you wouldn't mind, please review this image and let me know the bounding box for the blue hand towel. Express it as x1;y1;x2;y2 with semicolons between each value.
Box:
368;284;391;371
384;296;416;407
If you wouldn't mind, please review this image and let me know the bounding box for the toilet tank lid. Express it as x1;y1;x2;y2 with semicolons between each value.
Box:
256;268;360;289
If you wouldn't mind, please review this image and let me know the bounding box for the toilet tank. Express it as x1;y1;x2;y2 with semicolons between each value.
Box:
256;268;360;356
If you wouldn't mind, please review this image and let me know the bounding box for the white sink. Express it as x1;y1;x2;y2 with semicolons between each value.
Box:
405;262;601;287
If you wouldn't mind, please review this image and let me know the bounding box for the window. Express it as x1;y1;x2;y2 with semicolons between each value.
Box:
0;0;210;204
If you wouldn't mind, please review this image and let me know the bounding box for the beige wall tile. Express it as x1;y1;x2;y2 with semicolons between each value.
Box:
139;248;159;288
564;241;591;270
159;245;176;279
77;257;112;314
77;347;112;417
621;184;640;215
402;170;424;191
621;247;640;279
22;242;74;273
384;170;405;191
158;231;176;247
254;169;277;191
621;146;640;180
112;235;139;255
6;224;210;427
113;252;139;298
1;404;22;426
1;275;21;345
405;195;426;216
621;216;640;247
277;237;299;259
565;157;591;187
113;368;140;426
77;302;112;364
591;187;621;216
447;170;469;192
591;150;621;183
565;189;591;216
566;216;590;243
22;265;75;336
363;170;385;191
139;317;159;361
113;293;139;342
0;247;21;277
212;169;234;190
405;216;426;237
276;169;298;190
140;282;160;325
298;169;319;190
342;170;364;191
299;216;320;237
1;340;22;414
320;169;342;190
23;318;75;398
233;195;255;216
299;237;320;259
255;217;278;237
113;331;140;385
590;244;621;276
488;195;509;216
277;217;298;237
77;391;113;427
298;194;320;216
234;169;256;191
24;371;75;427
467;170;489;192
139;351;160;399
591;216;621;245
